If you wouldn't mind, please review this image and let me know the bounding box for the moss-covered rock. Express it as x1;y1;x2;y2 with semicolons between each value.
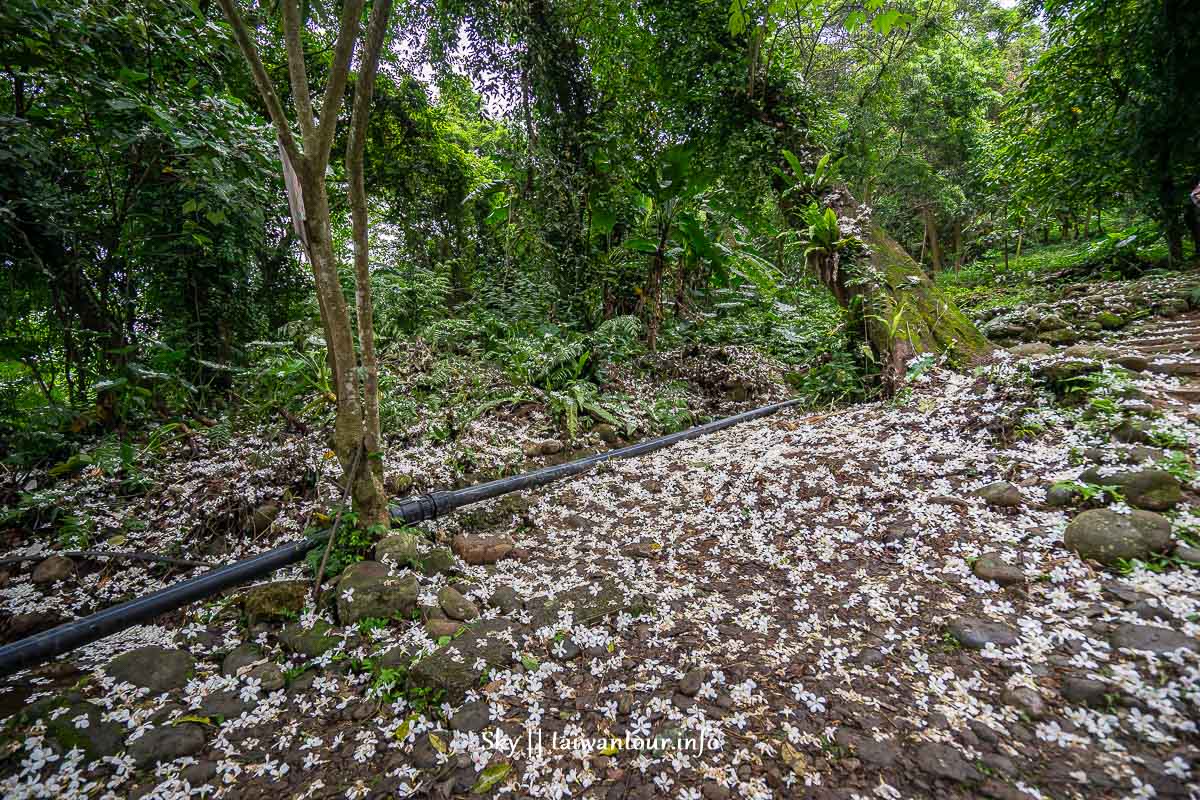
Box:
1064;509;1172;566
336;561;418;625
242;580;308;626
375;532;421;568
278;620;340;658
39;700;125;758
406;619;520;704
105;646;193;693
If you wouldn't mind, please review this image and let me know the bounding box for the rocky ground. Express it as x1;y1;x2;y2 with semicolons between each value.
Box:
2;294;1199;799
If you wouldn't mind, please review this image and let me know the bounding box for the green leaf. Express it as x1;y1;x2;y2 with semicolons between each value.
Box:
471;762;511;794
728;0;748;35
623;237;659;253
590;206;616;235
844;10;866;31
871;9;906;36
520;654;539;671
781;148;804;177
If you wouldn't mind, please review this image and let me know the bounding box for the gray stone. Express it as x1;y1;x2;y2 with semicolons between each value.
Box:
1060;677;1109;707
1003;687;1047;719
1033;359;1101;386
198;689;256;720
983;319;1028;340
1120;470;1182;512
337;561;419;625
1112;419;1152;444
1079;467;1182;511
42;701;125;758
1114;355;1150;372
1110;623;1197;654
249;503;280;535
31;555;75;585
856;737;899;768
375;532;422;567
450;700;491;733
947;617;1018;650
1064;508;1173;566
1038;313;1069;332
221;643;261;677
975;482;1023;508
1008;342;1054;357
1173;543;1200;564
421;547;457;577
181;760;217;785
972;554;1024;586
407;619;521;703
915;742;981;784
1125;446;1169;464
128;723;206;767
538;439;564;455
622;539;659;559
678;668;706;697
527;580;645;628
486;586;523;614
378;643;414;669
106;646;194;693
1044;483;1078;507
595;424;620;444
1129;599;1177;623
437;586;479;621
248;662;285;692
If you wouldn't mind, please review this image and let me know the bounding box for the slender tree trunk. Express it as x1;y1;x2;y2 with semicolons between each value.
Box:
219;0;391;531
922;207;942;272
347;0;393;506
951;219;963;269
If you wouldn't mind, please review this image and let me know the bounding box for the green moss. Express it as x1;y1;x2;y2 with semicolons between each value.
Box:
865;227;993;365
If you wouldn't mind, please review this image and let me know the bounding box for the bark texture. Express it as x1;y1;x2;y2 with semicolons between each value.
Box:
218;0;392;529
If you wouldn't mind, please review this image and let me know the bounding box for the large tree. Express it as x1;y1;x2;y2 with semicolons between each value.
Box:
215;0;395;528
1008;0;1200;262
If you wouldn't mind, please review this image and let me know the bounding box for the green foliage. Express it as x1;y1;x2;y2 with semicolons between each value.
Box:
0;0;308;412
304;519;379;580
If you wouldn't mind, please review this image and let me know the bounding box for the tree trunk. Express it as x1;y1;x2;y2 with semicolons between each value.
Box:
951;219;963;270
302;171;387;529
219;0;392;532
922;207;942;272
857;227;992;392
1186;200;1200;256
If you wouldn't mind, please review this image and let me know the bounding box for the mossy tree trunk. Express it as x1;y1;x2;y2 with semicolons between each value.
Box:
855;227;993;392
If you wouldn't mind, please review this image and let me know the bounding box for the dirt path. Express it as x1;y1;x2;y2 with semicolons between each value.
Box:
1;334;1198;800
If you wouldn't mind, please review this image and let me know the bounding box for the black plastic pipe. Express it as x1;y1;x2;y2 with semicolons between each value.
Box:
0;397;800;676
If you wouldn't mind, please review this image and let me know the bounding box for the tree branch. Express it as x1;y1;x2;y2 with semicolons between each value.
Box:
281;0;315;143
215;0;304;170
312;0;366;164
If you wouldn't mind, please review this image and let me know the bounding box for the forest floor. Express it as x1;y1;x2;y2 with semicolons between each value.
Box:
2;272;1200;799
